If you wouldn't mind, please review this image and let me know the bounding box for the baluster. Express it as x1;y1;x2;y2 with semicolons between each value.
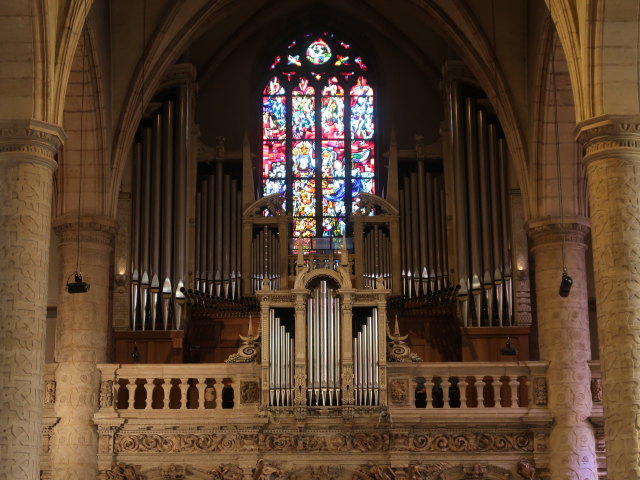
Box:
114;380;121;410
144;378;155;410
442;378;451;409
475;375;485;408
179;377;190;409
162;379;172;409
126;380;137;410
458;377;468;408
424;377;434;408
509;377;520;408
198;378;207;409
214;380;224;409
492;375;502;408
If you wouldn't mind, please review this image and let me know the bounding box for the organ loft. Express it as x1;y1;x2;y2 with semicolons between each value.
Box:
9;1;640;479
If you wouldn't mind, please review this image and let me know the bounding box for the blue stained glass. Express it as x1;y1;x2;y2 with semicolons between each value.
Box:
292;179;316;217
306;38;332;65
262;141;286;178
322;141;345;177
322;217;346;237
263;96;286;140
292;141;315;177
350;80;374;139
322;178;346;216
292;96;315;139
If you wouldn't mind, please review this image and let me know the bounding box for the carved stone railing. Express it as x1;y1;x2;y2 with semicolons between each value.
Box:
95;363;261;415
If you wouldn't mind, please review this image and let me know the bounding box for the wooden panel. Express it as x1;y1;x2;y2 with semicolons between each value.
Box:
460;327;530;362
114;330;184;364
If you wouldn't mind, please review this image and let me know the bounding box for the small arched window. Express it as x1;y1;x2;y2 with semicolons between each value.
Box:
262;33;375;251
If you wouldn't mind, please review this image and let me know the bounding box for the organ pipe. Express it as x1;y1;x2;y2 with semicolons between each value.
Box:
352;309;379;406
129;82;192;332
444;79;513;327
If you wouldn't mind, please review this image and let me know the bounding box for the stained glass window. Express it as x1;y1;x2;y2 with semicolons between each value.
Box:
262;33;375;249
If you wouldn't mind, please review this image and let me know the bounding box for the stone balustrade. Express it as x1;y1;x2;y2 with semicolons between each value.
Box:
94;363;261;415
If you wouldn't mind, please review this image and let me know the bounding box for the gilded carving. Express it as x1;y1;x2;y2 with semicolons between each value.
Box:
517;459;536;480
533;377;547;406
389;379;408;404
44;380;56;405
104;463;140;480
209;464;244;480
241;380;260;404
100;380;114;408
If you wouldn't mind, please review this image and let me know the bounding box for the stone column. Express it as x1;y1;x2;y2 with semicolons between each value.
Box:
577;116;640;479
50;216;116;480
0;121;63;480
528;219;597;480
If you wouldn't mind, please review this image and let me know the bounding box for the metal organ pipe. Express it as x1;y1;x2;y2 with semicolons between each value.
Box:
426;172;436;293
417;159;429;293
488;124;504;326
130;85;191;332
130;142;142;330
222;174;231;298
214;160;223;296
499;138;512;324
230;179;238;298
206;174;215;296
150;114;162;330
477;110;494;325
402;186;413;297
409;172;421;296
140;127;152;330
161;101;174;330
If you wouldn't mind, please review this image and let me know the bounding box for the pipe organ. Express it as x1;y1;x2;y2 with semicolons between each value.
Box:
363;226;391;289
399;167;449;297
448;81;513;327
122;65;523;371
306;280;341;406
252;227;280;293
130;84;190;331
194;162;242;299
269;308;294;406
353;307;379;406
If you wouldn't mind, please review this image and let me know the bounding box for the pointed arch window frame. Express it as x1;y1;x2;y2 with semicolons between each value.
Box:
261;32;377;251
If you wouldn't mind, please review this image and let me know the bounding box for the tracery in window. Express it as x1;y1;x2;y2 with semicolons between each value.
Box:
262;32;375;250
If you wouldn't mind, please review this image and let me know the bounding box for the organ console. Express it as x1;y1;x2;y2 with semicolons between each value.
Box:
120;63;529;405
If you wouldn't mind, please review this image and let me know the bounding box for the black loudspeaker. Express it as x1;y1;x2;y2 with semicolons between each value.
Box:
559;272;573;298
66;272;90;294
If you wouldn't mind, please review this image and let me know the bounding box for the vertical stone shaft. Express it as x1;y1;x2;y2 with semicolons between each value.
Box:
50;217;115;480
0;122;62;480
528;220;596;480
578;117;640;479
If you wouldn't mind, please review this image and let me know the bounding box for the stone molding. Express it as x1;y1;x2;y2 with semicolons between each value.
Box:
526;218;590;248
0;120;65;168
52;215;117;246
575;115;640;161
112;429;534;454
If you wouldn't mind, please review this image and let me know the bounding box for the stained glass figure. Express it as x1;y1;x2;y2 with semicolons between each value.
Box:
350;77;374;139
351;140;375;176
294;218;316;238
263;96;286;140
292;179;316;216
322;178;346;216
263;141;286;178
321;141;345;177
306;38;332;64
322;217;345;237
292;141;315;177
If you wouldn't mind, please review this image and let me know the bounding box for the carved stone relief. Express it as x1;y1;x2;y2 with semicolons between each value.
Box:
44;380;56;405
100;380;114;408
533;378;547;406
241;380;260;404
103;463;140;480
389;379;408;404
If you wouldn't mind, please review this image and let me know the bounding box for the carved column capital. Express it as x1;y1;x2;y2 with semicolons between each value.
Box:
0;120;65;170
526;217;590;249
576;115;640;163
52;215;117;247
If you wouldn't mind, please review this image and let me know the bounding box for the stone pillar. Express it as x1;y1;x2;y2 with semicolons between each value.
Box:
50;216;115;480
577;116;640;479
528;219;597;480
0;121;63;480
